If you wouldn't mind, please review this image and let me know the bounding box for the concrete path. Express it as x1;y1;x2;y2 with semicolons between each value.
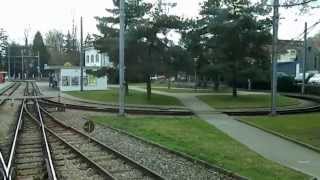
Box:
131;86;320;179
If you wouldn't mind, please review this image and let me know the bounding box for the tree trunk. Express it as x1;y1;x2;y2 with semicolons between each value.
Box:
167;78;171;89
146;74;151;100
214;76;220;91
125;82;129;95
232;65;238;97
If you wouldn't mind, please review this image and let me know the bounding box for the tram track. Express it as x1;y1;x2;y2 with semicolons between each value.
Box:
223;94;320;116
0;83;21;105
17;81;163;179
37;106;165;180
39;98;194;116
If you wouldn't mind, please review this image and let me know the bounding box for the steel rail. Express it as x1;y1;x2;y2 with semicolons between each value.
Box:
25;108;117;179
40;106;166;180
34;99;57;180
5;98;25;179
0;83;21;105
39;99;194;116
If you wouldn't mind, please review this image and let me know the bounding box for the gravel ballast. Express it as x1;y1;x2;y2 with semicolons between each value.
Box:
50;109;243;180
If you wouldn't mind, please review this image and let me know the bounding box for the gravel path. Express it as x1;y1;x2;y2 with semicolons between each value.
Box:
50;109;241;180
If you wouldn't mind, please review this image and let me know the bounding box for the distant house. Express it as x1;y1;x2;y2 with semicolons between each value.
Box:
44;35;113;92
276;39;320;76
84;35;113;68
276;40;303;76
84;46;112;68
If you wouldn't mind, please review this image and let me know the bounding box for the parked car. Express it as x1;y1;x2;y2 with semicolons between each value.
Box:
277;72;290;77
308;74;320;84
294;73;310;83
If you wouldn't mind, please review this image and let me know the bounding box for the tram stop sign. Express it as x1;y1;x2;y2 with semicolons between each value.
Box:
83;120;95;134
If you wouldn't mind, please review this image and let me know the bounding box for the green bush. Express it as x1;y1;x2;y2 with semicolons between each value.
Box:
277;76;299;93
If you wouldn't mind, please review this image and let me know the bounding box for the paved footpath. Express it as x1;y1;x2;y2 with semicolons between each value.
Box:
131;86;320;179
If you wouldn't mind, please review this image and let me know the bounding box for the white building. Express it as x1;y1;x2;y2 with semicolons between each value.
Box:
84;46;113;67
45;45;112;92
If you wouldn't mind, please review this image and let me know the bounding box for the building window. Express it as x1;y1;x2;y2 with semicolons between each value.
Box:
86;55;89;64
91;55;94;63
71;77;79;86
96;54;99;63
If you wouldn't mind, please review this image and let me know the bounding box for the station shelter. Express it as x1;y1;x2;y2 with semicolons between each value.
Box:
0;72;7;83
44;66;108;92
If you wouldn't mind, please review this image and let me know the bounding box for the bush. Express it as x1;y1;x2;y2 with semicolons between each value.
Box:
277;76;299;93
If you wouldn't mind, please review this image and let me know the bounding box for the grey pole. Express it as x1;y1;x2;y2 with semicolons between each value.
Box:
119;0;126;116
302;22;307;95
13;58;16;79
80;16;84;92
271;0;279;116
21;51;24;80
8;46;11;80
37;51;41;80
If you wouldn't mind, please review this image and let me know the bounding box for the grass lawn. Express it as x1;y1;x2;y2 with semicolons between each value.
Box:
92;115;309;180
66;88;182;106
240;113;320;148
197;94;300;109
152;87;230;93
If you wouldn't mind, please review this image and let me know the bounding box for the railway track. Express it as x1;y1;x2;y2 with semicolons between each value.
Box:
39;99;194;116
0;83;21;105
218;94;320;116
37;106;165;180
40;94;320;116
223;95;320;116
14;104;48;179
19;82;164;179
1;81;56;179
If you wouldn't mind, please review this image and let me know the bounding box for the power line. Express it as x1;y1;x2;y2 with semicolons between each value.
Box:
266;0;318;7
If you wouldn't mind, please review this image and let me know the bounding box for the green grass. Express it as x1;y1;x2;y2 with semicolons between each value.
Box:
240;113;320;148
92;115;309;180
66;88;182;106
197;94;300;109
152;87;230;93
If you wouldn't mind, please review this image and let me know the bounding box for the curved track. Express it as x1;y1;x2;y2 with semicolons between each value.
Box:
39;98;194;116
219;94;320;116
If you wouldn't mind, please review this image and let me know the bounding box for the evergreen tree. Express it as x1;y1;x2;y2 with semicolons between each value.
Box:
32;31;50;72
198;0;272;97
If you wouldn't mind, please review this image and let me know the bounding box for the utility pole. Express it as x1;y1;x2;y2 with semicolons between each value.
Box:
271;0;279;116
119;0;126;116
8;46;10;80
80;16;84;92
302;22;307;94
37;51;40;80
21;50;24;80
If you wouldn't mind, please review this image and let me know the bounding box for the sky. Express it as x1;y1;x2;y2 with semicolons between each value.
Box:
0;0;319;44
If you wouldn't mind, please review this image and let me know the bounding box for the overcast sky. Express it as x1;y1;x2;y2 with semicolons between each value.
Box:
0;0;319;44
